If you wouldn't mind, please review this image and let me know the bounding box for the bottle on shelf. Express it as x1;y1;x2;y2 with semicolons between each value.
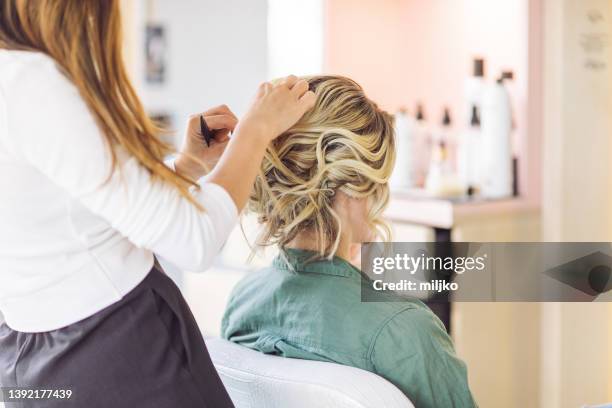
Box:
389;107;416;190
425;107;463;197
412;103;430;188
458;105;482;195
480;71;514;199
463;58;486;123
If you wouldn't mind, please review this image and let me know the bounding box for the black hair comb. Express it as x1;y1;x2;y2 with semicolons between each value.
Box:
199;115;213;147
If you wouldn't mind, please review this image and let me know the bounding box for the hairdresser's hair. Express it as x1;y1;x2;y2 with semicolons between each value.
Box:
250;75;396;259
0;0;198;204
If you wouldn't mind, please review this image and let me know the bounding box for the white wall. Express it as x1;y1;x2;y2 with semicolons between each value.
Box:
268;0;324;78
125;0;269;144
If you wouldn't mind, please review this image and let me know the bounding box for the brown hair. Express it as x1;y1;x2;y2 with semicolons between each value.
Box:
250;76;396;259
0;0;198;203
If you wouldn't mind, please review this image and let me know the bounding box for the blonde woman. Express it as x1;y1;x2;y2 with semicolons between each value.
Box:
222;76;477;408
0;1;314;407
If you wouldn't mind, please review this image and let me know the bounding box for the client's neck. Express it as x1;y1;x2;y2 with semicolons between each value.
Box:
285;231;352;263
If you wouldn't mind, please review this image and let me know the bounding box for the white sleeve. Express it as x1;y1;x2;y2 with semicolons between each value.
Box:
6;58;237;273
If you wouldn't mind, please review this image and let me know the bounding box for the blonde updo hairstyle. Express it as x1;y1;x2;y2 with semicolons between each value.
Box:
250;75;396;259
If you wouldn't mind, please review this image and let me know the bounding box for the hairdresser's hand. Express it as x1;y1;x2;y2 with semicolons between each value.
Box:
237;75;316;144
175;105;238;180
205;76;315;211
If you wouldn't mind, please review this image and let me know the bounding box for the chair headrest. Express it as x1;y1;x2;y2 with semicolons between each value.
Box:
206;338;414;408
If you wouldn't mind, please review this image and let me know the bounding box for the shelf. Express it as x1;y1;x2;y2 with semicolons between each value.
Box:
385;190;539;230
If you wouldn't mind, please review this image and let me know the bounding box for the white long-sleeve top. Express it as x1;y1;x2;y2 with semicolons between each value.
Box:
0;51;238;333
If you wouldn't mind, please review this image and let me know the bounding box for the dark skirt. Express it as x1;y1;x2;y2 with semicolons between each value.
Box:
0;266;234;408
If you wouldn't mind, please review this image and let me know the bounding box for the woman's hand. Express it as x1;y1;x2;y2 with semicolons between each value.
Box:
205;76;315;211
237;75;316;144
175;105;238;180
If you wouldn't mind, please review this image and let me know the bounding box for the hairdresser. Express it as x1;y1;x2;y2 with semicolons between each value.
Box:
0;1;314;407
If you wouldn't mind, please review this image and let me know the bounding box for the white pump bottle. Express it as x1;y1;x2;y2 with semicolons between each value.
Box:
480;72;514;199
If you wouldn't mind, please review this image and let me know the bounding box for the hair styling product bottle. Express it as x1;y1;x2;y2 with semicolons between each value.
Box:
425;108;463;197
458;105;482;195
390;107;416;189
412;103;431;188
480;71;514;199
464;58;486;122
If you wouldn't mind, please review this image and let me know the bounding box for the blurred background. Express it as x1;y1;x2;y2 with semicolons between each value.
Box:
118;1;612;407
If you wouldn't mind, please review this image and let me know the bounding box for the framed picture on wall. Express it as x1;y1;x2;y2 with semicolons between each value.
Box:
145;24;166;84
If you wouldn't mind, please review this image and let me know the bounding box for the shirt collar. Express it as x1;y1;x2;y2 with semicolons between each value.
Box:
273;248;361;279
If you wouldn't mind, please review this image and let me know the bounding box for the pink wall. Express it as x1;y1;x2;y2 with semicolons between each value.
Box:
324;0;406;112
325;0;537;198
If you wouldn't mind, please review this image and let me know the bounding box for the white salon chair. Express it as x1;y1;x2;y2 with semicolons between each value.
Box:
206;338;414;408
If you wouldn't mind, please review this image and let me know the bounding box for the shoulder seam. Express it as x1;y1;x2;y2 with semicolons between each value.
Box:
365;305;420;365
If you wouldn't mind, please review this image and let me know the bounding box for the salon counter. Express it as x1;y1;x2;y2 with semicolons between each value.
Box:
385;191;541;242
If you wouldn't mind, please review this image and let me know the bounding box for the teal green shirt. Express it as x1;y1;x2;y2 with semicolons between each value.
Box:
221;249;477;408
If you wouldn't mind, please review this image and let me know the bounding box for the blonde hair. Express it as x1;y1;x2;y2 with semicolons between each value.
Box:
0;0;199;206
250;76;396;259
